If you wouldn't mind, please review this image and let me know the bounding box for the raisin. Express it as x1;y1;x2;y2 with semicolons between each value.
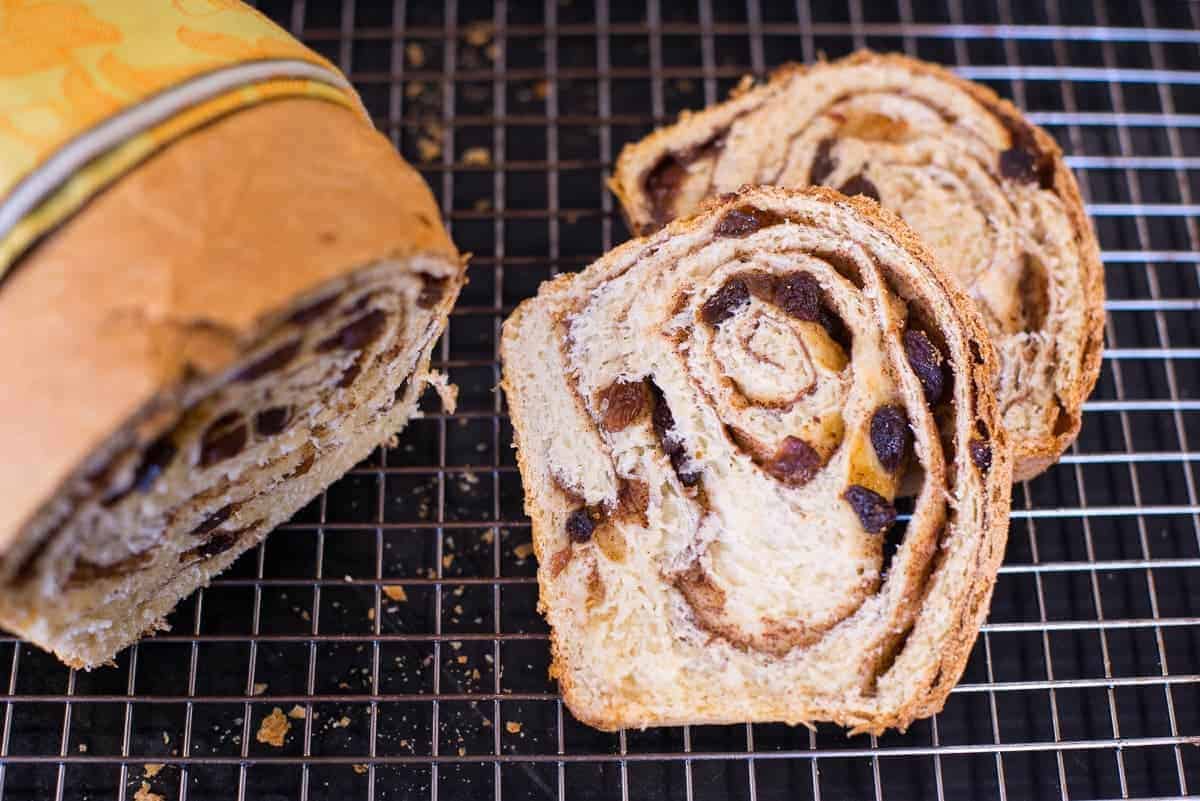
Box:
337;356;363;388
999;147;1036;183
838;173;880;202
713;207;782;238
199;413;248;468
191;504;235;536
809;138;837;184
774;273;822;322
670;451;703;487
131;436;177;494
650;385;675;438
763;436;821;486
317;309;388;352
870;406;911;473
417;274;448;309
820;307;852;352
700;278;750;325
182;532;237;561
843;485;897;534
970;437;992;473
597;379;648;432
565;507;596;543
235;339;302;382
287;293;340;324
903;329;946;405
645;156;688;229
650;382;702;486
255;406;293;437
347;293;376;314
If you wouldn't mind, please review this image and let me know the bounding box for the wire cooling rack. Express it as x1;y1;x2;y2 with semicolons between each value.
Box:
2;1;1199;799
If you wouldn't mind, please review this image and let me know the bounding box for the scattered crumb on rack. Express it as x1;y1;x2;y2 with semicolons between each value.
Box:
256;707;290;747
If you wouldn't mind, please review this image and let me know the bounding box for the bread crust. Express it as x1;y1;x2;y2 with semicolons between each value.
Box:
610;50;1104;481
0;98;465;666
502;185;1012;733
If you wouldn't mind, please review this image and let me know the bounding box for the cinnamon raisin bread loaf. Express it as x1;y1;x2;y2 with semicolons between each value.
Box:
501;186;1012;733
611;51;1103;481
0;99;464;668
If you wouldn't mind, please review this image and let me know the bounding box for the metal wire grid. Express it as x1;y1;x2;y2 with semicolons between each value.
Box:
1;0;1199;799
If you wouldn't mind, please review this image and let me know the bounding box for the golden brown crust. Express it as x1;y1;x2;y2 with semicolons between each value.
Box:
0;98;459;550
611;50;1104;481
502;185;1012;734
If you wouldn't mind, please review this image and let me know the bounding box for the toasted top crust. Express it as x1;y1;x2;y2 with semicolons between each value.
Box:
611;51;1104;481
502;185;1012;733
0;98;457;548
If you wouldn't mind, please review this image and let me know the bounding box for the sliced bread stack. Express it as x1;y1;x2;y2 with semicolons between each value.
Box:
503;52;1104;732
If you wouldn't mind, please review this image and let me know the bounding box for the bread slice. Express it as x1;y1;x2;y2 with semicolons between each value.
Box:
0;99;465;668
611;51;1104;481
501;186;1012;734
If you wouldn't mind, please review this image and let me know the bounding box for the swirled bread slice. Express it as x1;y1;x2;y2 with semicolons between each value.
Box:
502;186;1012;734
0;100;465;668
611;51;1103;481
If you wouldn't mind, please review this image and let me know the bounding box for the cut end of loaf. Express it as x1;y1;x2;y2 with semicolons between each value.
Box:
0;254;464;669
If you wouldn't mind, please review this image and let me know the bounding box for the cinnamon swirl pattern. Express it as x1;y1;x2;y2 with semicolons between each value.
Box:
611;51;1104;480
501;187;1012;733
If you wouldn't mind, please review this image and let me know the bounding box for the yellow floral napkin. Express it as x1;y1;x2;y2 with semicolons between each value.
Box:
0;0;365;277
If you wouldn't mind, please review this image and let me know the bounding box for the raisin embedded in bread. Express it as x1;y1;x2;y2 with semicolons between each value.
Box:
0;100;465;669
611;51;1104;481
501;186;1012;734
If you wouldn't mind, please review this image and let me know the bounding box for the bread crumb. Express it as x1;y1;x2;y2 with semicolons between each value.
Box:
481;530;494;544
473;198;493;212
134;783;163;801
730;73;755;98
405;81;424;99
534;80;549;100
442;554;454;568
450;641;462;650
367;608;376;621
485;43;498;61
383;585;408;602
418;137;441;162
162;732;170;745
457;746;467;756
461;147;491;166
463;21;493;47
334;716;352;729
287;705;307;720
252;682;268;696
77;743;87;753
482;717;492;727
513;542;534;560
505;721;522;734
352;763;368;775
405;42;425;67
256;707;290;747
456;655;468;664
143;763;164;778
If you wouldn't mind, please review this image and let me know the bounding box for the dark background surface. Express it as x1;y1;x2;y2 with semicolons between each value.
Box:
3;1;1200;799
